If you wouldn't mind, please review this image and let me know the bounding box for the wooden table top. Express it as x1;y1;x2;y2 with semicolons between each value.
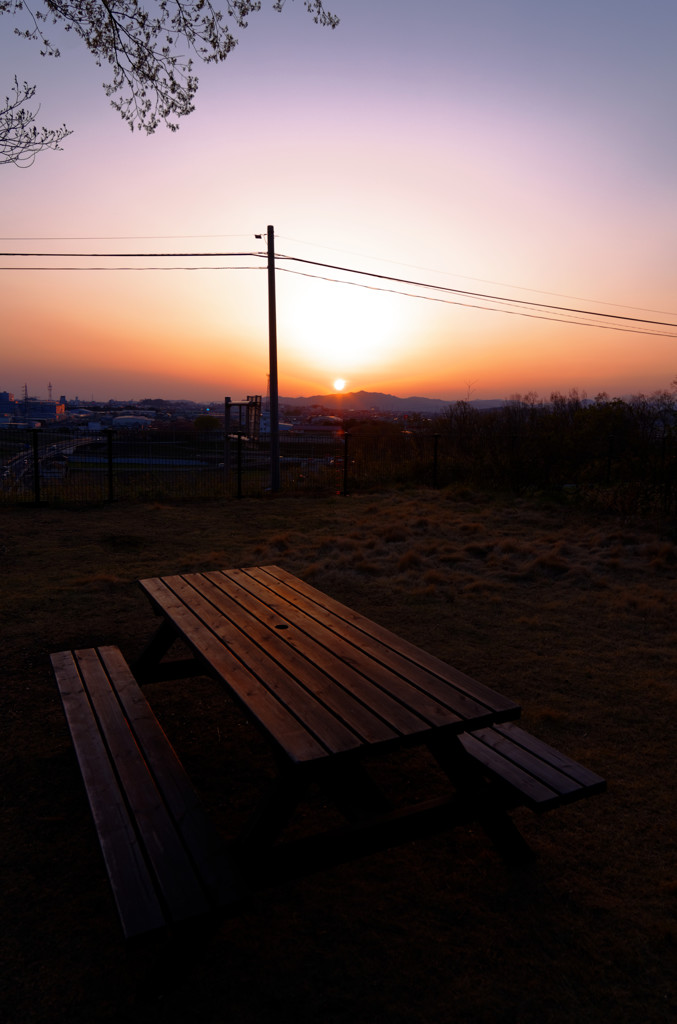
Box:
139;565;520;765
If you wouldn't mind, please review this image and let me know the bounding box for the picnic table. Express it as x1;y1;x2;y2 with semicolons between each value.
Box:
135;565;603;879
52;564;604;939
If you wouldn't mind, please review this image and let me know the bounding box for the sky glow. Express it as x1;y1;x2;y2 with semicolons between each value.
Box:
1;0;676;403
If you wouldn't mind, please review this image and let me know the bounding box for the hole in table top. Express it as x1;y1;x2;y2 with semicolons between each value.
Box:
275;623;289;629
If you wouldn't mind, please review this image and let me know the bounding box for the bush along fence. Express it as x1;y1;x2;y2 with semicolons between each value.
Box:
1;393;676;514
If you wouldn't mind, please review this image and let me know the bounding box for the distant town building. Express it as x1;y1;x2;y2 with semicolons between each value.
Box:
0;392;15;419
0;390;65;423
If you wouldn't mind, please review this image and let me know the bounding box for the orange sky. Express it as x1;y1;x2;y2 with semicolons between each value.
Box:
1;1;676;403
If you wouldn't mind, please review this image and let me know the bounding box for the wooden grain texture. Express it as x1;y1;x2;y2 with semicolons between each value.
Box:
140;576;330;762
74;648;212;921
51;649;168;938
97;646;242;908
52;647;243;939
459;722;607;810
203;569;463;730
135;565;604;872
139;564;520;765
252;565;520;719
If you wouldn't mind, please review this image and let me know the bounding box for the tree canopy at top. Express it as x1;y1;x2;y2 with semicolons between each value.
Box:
1;0;338;166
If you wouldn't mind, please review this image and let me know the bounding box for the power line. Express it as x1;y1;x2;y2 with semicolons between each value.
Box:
277;267;677;339
5;226;670;316
1;232;670;318
0;251;264;259
276;233;677;318
0;265;264;272
275;254;677;330
0;234;253;241
3;246;676;332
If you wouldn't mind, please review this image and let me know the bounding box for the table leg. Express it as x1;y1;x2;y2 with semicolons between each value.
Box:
427;731;536;864
133;619;202;683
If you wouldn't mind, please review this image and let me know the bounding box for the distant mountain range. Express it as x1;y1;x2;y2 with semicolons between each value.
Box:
280;390;504;413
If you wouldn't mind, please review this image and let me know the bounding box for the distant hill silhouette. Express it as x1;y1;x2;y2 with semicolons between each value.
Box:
280;390;504;413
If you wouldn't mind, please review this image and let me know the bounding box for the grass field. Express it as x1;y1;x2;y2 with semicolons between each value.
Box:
2;488;676;1023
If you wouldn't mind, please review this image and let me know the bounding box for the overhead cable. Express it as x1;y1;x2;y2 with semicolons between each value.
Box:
275;254;677;329
3;247;676;331
277;267;677;339
276;233;675;317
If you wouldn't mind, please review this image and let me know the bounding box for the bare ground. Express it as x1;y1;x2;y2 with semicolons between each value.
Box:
2;488;676;1024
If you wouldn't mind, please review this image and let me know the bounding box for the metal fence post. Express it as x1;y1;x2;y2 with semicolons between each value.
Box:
606;434;614;485
343;433;350;496
32;430;41;504
106;430;114;501
237;431;243;499
224;397;231;482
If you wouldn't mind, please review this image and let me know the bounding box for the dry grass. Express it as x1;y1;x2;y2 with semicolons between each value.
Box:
2;488;676;1024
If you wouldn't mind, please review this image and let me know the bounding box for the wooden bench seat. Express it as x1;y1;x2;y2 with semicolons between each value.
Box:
459;721;606;812
51;645;244;940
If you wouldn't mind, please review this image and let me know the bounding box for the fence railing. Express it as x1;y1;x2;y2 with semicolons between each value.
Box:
0;428;353;503
1;425;675;514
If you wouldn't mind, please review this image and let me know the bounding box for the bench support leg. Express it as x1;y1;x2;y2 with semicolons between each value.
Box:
133;619;177;678
427;732;536;865
133;621;202;683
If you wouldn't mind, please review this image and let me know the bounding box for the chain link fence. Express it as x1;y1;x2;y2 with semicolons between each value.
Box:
1;422;675;514
0;428;352;503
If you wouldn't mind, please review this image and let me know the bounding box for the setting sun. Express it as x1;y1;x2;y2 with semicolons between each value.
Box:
333;378;347;391
278;274;416;388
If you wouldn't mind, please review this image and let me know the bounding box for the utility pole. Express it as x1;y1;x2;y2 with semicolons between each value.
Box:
266;224;280;491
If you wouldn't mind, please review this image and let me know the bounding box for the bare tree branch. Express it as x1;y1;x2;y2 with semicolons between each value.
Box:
0;76;72;167
2;0;339;157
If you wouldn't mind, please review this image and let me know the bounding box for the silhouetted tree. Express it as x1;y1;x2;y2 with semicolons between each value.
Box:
1;78;71;167
2;0;338;165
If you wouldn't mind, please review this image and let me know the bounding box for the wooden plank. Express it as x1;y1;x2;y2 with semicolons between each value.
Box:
140;566;525;770
98;645;244;908
190;569;411;745
165;574;375;754
241;566;520;722
140;577;331;763
73;649;212;924
466;725;583;800
492;723;606;792
193;571;433;739
459;725;605;811
51;650;167;939
258;565;520;714
205;568;476;730
458;731;562;809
